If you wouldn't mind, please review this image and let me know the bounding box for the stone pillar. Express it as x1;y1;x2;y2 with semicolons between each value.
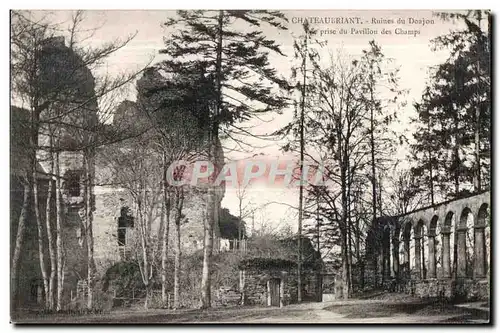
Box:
474;226;486;278
391;238;399;278
279;278;285;308
383;240;390;281
442;232;451;278
240;270;246;305
377;251;384;286
427;236;437;278
456;229;467;278
404;239;410;278
421;236;426;279
414;236;422;279
266;280;271;306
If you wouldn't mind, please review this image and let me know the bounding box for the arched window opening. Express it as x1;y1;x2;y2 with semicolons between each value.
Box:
401;222;413;279
416;220;427;279
459;208;474;278
118;206;135;247
444;212;456;277
477;203;489;277
409;227;415;272
64;170;82;197
383;226;391;279
429;215;440;278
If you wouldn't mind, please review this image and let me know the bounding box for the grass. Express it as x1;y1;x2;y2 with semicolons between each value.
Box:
12;292;491;324
324;294;490;323
12;305;299;324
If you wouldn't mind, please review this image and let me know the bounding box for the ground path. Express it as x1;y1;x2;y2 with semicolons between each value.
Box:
13;293;489;324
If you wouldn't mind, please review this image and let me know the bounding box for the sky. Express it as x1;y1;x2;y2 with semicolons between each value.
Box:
25;9;469;233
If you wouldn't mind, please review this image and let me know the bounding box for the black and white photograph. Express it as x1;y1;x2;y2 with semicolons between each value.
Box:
8;9;492;324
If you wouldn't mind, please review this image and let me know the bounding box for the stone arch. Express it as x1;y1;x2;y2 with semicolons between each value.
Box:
477;203;489;227
429;215;439;236
392;224;401;278
429;215;440;278
415;219;427;279
403;221;416;276
474;203;489;277
458;207;474;277
382;225;391;281
400;221;413;278
442;211;456;278
444;211;455;230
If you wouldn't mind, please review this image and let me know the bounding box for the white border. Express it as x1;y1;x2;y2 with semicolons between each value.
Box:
2;1;498;332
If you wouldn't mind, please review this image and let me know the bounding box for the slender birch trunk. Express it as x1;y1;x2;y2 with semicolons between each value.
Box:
201;197;214;308
55;150;64;311
161;154;171;305
11;182;30;310
337;114;350;300
173;189;184;309
46;141;56;310
33;163;50;308
137;197;152;309
84;151;96;309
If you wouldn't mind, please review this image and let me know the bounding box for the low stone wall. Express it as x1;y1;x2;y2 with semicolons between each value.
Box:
241;268;321;306
215;287;241;307
454;278;490;301
242;269;287;306
413;278;489;301
413;279;453;299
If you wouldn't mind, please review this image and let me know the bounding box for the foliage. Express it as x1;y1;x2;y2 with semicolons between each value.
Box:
219;208;247;239
102;261;147;295
238;258;297;270
160;10;290;144
411;10;491;200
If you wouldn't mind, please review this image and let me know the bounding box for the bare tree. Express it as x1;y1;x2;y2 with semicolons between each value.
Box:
306;53;370;299
10;10;146;310
136;66;211;308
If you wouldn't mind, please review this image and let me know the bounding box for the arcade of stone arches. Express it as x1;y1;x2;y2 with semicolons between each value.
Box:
375;193;490;283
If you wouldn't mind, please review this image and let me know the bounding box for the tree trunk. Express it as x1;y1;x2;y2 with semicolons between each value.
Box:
11;182;30;310
200;9;224;310
144;284;149;310
173;206;181;309
238;198;242;251
474;13;483;193
341;230;350;300
369;76;377;221
138;200;151;310
201;188;214;309
347;217;354;292
161;163;171;305
339;118;350;300
55;151;64;311
46;151;56;310
474;104;481;192
297;27;308;304
426;117;435;205
453;69;461;197
33;171;50;309
84;151;96;310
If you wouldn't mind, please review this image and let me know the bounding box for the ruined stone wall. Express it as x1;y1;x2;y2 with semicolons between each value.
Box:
241;268;320;306
215;287;241;307
413;278;489;301
364;192;491;301
93;186;131;275
10;175;88;309
92;185;223;275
